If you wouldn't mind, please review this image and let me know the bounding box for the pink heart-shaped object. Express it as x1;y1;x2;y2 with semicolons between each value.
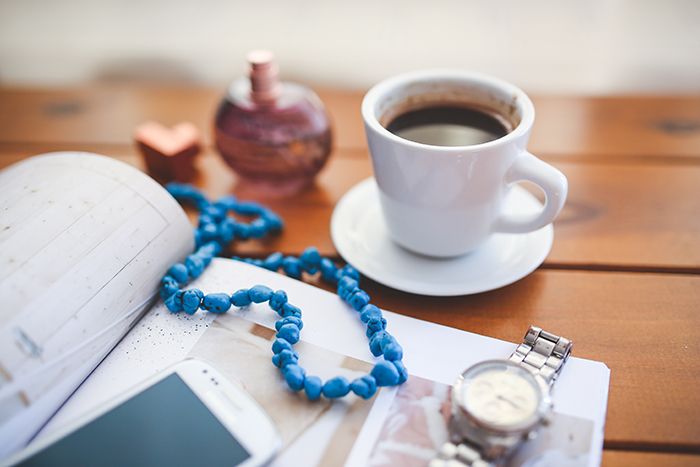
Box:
134;121;201;156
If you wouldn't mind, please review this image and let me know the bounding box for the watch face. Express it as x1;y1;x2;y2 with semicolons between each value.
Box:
455;361;545;431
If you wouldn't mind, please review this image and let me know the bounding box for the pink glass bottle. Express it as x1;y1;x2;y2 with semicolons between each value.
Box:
214;50;333;196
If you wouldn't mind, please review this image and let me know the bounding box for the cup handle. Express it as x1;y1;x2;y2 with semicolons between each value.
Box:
492;151;568;233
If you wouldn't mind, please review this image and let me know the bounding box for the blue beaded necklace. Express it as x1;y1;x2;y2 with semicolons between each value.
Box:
160;184;407;400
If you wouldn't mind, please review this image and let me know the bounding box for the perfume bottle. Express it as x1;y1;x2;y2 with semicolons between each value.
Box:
214;50;333;195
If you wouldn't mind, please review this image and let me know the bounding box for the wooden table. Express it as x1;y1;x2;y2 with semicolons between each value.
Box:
1;85;699;466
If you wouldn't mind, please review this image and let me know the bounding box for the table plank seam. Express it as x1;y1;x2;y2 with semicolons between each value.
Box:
3;142;700;167
604;441;700;455
541;263;700;276
226;252;700;277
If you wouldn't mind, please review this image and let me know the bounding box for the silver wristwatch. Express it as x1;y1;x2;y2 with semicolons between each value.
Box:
431;326;573;467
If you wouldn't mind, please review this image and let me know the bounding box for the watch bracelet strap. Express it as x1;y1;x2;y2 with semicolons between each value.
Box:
508;325;573;384
430;441;493;467
432;326;574;467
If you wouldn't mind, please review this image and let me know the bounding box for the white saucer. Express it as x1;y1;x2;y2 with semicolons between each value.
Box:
330;178;553;296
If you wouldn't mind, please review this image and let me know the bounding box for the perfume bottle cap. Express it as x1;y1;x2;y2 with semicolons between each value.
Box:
248;49;281;104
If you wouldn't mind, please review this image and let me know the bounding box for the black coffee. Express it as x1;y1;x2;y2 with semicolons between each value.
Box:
385;105;511;146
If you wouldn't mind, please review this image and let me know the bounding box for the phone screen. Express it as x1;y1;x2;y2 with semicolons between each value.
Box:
18;374;251;466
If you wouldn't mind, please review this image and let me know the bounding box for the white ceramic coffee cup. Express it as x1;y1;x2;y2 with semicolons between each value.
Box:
362;70;568;258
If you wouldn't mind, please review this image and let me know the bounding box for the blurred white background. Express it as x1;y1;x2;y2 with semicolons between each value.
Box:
1;0;698;94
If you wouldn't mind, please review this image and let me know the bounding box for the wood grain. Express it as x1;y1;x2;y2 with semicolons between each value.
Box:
3;147;698;270
357;269;700;449
2;86;699;462
3;148;698;446
603;451;700;467
1;86;700;161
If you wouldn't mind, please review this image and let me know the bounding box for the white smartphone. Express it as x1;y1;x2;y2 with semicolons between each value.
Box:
4;358;281;467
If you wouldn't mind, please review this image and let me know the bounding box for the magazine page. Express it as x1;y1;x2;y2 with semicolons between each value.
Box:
0;152;193;458
42;258;610;466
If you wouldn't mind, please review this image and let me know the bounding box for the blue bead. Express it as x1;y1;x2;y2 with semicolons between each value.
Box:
319;258;337;283
160;276;179;300
369;331;389;357
161;275;178;287
377;332;397;352
185;255;205;278
322;376;351;398
249;284;273;303
299;247;321;273
304;376;323;401
349;290;370;311
199;223;218;242
218;218;236;243
249;218;267;238
234;223;251;240
230;289;252;307
282;257;302;279
276;323;300;344
371;361;401;387
360;304;383;323
300;247;321;265
339;264;360;281
272;338;293;354
362;375;378;397
165;291;183;313
342;287;358;302
281;302;302;318
269;290;288;311
182;289;204;314
262;212;283;232
382;341;403;361
282;364;306;391
337;276;358;298
198;215;215;227
202;205;226;222
263;252;284;271
275;316;303;331
234;201;264;216
393;360;408;384
198;241;221;257
212;200;231;212
345;287;358;302
198;251;213;267
366;317;388;337
193;246;208;257
272;349;298;368
160;283;179;301
350;375;378;399
168;264;189;284
202;293;231;313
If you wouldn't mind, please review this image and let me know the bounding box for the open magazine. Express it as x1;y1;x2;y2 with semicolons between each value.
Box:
0;153;610;466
